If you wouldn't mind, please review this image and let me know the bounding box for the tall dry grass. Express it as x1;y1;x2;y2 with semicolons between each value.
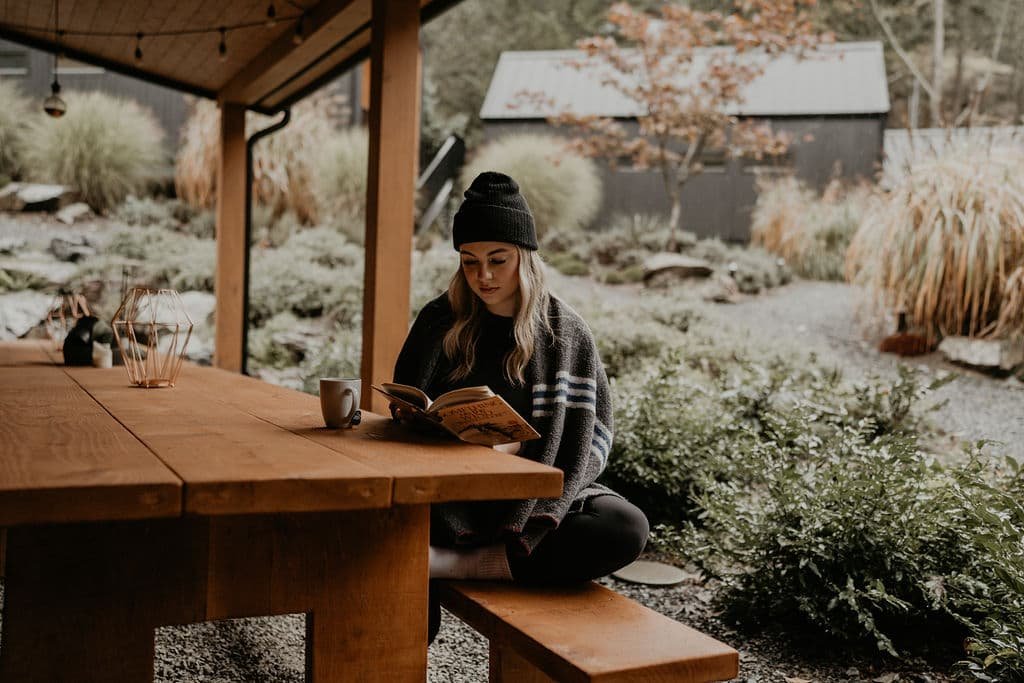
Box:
751;176;870;281
22;90;165;211
0;79;31;183
847;148;1024;342
176;91;354;225
461;133;602;236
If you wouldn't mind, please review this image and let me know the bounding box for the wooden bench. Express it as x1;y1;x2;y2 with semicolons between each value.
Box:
437;580;739;682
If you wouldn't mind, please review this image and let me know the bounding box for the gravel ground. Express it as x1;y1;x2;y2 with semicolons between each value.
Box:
4;213;1019;683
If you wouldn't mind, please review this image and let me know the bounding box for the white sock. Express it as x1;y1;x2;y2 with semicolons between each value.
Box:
428;544;513;581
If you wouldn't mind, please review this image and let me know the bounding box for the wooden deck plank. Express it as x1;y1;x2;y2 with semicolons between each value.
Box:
64;366;393;515
0;366;181;526
0;339;57;367
176;365;564;505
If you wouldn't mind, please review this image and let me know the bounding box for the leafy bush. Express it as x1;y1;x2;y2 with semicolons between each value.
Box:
249;238;363;326
298;324;362;394
848;147;1024;343
584;297;693;379
22;91;165;211
114;196;182;231
105;227;215;292
0;268;50;292
411;244;456;316
462;133;602;236
545;251;590;277
0;79;31;184
690;238;791;293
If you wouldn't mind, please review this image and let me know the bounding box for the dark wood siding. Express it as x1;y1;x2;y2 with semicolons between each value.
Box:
482;115;885;242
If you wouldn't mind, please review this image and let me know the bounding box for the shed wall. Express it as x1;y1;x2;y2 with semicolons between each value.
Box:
482;116;884;242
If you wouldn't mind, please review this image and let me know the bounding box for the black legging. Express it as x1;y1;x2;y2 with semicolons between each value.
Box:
508;494;650;583
429;495;649;643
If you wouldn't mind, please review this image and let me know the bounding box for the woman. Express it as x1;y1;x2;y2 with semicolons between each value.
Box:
391;172;649;640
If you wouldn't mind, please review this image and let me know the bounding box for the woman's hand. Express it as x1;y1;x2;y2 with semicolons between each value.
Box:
492;441;521;455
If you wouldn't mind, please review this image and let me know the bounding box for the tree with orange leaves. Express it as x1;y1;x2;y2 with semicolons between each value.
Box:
541;1;832;250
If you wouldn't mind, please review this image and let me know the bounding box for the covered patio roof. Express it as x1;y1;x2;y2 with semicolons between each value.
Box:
0;0;453;412
0;0;454;112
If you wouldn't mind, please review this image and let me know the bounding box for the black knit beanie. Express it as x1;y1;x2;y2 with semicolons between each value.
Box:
452;172;538;251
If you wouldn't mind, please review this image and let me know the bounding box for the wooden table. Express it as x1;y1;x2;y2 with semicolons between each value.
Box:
0;340;563;682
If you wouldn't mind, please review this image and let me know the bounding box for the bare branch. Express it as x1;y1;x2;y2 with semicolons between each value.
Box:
867;0;937;102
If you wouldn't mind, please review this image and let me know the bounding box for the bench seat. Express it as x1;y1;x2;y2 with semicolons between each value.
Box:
437;580;739;682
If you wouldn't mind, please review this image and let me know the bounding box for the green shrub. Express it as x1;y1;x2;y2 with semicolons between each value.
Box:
0;268;50;292
462;133;602;236
0;79;31;183
105;227;215;292
114;196;181;231
545;251;590;277
182;210;216;240
602;265;645;284
299;324;362;394
22;91;165;212
690;238;791;293
249;311;306;370
586;301;690;379
281;226;363;269
249;244;363;325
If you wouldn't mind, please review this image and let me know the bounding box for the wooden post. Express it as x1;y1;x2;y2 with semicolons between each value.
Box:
362;0;421;413
214;103;247;373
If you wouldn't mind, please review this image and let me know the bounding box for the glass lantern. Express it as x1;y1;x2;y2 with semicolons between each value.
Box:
112;288;193;388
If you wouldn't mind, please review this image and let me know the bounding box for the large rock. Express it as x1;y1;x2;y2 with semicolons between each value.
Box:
49;236;95;262
938;336;1024;371
0;183;77;212
56;202;93;225
642;252;714;287
0;290;53;339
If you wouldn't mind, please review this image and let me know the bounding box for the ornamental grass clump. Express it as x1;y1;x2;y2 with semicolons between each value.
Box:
752;177;869;281
176;92;352;224
847;148;1024;343
22;91;165;212
462;133;602;237
0;79;31;184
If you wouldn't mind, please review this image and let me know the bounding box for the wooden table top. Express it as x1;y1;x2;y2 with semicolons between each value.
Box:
0;340;563;526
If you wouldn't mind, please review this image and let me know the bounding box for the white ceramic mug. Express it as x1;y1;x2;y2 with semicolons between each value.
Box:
320;378;361;429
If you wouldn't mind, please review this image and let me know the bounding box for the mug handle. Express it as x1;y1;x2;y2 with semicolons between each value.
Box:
341;387;358;426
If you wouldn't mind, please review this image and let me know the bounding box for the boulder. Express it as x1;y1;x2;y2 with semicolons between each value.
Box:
56;202;93;225
642;252;714;287
938;336;1024;371
49;236;95;262
18;184;77;212
0;290;53;339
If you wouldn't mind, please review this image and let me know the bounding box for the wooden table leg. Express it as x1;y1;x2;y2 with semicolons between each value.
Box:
204;505;431;682
0;519;203;683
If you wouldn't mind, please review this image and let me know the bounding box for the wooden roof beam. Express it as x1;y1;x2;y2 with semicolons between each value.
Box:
217;0;369;107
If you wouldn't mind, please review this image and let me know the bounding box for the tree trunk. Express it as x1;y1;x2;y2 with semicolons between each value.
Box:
950;3;966;123
931;0;944;126
666;191;682;252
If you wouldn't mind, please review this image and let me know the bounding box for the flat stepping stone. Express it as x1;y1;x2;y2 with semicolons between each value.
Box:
611;560;692;586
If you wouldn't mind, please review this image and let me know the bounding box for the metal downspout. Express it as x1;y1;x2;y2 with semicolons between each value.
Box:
242;108;291;375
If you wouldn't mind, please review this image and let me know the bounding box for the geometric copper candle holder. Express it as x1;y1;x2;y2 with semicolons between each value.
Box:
46;289;92;350
111;287;193;388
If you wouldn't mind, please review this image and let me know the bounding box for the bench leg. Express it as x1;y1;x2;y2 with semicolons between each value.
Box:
0;519;202;683
490;641;555;683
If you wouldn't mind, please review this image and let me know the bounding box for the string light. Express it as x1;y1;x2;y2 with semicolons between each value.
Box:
43;0;66;117
134;32;143;64
265;3;277;28
218;26;227;61
293;13;306;45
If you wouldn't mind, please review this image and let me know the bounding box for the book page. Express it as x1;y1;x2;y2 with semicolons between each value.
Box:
429;385;494;413
434;395;541;446
378;382;431;410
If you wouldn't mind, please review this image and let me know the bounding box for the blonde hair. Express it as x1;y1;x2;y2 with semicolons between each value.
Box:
443;246;552;385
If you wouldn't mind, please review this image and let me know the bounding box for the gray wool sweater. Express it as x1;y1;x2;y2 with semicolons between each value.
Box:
393;292;617;555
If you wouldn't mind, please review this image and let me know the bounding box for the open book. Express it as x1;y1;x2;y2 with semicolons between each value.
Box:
372;382;541;447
